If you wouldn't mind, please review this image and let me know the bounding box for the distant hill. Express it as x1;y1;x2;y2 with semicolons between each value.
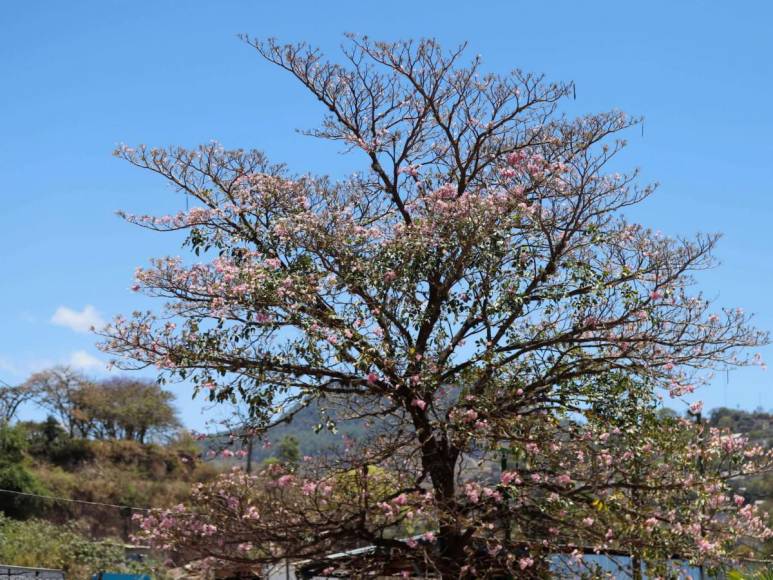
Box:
204;404;773;469
200;398;370;465
709;407;773;509
709;407;773;447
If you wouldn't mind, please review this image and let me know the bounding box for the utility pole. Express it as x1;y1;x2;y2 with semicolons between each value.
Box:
500;447;511;546
246;434;254;474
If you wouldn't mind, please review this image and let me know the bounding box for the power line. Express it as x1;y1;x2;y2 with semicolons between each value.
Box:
0;488;149;512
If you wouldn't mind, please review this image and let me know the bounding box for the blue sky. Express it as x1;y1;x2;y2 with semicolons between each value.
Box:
2;1;771;430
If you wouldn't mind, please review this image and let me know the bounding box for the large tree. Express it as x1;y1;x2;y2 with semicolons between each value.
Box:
102;37;770;577
71;377;181;443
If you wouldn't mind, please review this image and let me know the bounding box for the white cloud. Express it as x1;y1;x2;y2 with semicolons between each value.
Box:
0;351;108;380
50;305;105;333
0;355;55;380
69;350;105;372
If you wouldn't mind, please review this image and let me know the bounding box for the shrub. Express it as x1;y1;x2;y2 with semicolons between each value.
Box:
45;437;96;468
0;515;165;579
0;425;47;518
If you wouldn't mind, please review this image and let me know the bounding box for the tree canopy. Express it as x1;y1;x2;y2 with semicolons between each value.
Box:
24;368;180;443
102;37;771;577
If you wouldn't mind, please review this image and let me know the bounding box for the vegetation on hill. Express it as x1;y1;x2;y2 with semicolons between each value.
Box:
23;368;181;442
1;364;771;576
0;515;165;578
0;368;217;577
707;408;773;558
24;427;216;537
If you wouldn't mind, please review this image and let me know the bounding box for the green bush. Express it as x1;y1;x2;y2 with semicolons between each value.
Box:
728;569;773;580
45;437;96;467
0;463;47;518
0;425;47;518
0;515;165;579
0;425;27;464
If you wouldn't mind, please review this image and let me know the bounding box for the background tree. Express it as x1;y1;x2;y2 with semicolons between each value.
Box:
25;367;86;437
72;378;181;443
40;415;65;444
274;434;300;469
24;369;180;443
105;37;770;577
0;380;40;425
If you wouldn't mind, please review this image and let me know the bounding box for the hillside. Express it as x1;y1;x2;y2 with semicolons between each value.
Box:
0;404;769;576
201;397;370;465
3;422;216;538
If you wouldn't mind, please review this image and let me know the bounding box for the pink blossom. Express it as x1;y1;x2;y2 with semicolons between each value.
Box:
398;164;420;178
411;398;427;411
464;483;480;503
276;474;295;487
434;184;455;199
500;471;521;486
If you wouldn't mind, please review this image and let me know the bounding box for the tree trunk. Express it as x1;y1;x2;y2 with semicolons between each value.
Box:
246;436;254;474
631;555;642;580
422;437;465;577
